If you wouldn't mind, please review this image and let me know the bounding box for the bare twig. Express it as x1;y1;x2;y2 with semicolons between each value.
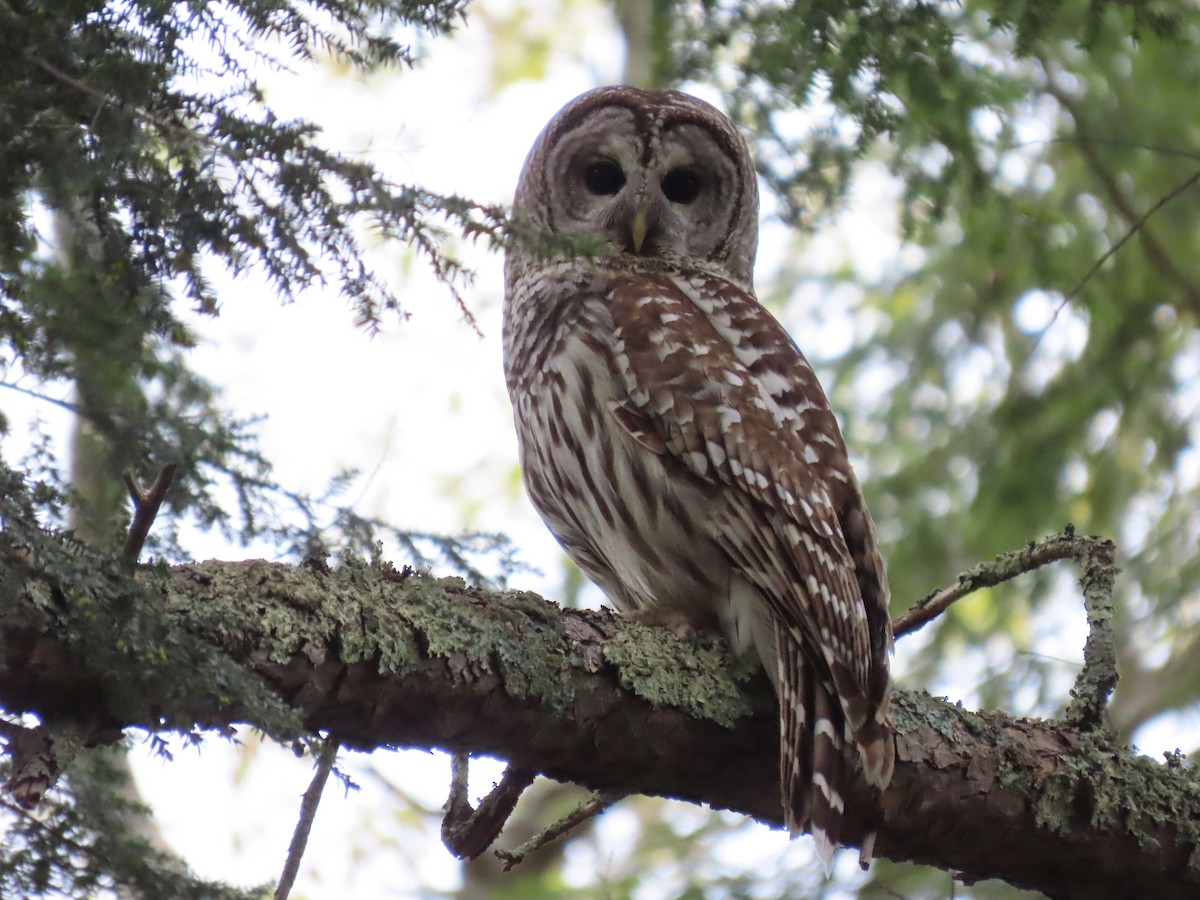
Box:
893;528;1097;637
275;737;340;900
894;529;1120;728
441;753;537;861
1056;166;1200;308
443;751;470;836
495;790;624;872
122;464;177;562
0;380;79;413
1035;71;1200;342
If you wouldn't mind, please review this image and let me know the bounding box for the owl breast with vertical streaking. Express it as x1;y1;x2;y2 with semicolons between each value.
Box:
503;85;895;867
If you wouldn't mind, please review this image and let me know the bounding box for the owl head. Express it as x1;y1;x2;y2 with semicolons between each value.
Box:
511;86;759;288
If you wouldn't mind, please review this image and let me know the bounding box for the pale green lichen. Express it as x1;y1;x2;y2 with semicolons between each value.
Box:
891;686;1198;868
602;623;760;727
1055;733;1200;861
171;558;422;673
171;557;760;727
890;688;973;740
384;578;575;711
1033;773;1076;836
209;561;569;709
1063;538;1120;728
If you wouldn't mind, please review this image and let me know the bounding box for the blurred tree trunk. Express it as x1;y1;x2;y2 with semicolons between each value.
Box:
53;200;182;892
613;0;673;88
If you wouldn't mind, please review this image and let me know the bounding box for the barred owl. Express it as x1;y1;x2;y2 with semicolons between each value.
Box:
503;86;894;864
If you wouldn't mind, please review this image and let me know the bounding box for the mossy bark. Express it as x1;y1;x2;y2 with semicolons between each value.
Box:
0;555;1196;899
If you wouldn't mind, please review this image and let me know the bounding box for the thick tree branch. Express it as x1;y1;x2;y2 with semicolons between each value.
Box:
0;557;1196;898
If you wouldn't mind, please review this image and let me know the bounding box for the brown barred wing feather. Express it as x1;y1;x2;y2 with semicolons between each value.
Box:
607;272;894;860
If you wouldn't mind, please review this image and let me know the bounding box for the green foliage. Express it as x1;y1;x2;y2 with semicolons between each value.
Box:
679;0;1200;733
0;0;535;567
0;749;265;899
1;0;475;325
0;1;522;896
679;1;1020;222
0;463;302;737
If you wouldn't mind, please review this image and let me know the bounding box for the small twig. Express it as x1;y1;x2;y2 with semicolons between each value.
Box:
444;751;471;828
25;51;222;151
0;380;79;413
894;527;1099;637
859;829;877;870
440;753;537;861
1062;539;1120;728
1035;165;1200;341
1030;71;1200;348
894;528;1121;729
495;789;624;872
122;464;177;562
275;737;340;900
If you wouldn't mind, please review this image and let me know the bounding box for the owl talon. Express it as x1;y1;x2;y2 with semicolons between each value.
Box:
622;607;707;642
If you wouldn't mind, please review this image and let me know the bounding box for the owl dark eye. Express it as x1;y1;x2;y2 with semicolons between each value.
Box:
661;168;701;204
584;160;625;195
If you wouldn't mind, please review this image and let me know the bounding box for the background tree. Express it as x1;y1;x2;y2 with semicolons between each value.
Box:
0;1;1197;897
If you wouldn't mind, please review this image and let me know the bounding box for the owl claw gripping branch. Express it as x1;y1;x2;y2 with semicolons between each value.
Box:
503;86;895;869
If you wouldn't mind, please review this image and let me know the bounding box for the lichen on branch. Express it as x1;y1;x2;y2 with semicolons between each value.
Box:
0;536;1196;898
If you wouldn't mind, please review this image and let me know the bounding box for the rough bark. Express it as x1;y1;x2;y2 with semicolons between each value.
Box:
0;557;1197;899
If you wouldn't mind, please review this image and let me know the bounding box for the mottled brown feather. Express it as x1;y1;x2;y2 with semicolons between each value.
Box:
503;86;895;866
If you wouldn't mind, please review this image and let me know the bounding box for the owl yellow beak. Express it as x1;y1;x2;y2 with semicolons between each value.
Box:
629;209;649;253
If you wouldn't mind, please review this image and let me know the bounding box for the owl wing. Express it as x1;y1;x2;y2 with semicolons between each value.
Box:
606;271;891;736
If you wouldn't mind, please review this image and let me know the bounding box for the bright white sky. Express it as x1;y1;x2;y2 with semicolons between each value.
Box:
8;0;1190;896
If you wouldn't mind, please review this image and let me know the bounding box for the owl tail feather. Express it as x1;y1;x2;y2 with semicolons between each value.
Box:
854;713;896;792
777;638;845;874
807;682;846;874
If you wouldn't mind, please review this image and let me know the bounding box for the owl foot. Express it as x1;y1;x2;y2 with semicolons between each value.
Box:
622;607;712;642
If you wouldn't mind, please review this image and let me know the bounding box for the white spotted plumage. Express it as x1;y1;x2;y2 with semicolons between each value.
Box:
504;86;895;867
